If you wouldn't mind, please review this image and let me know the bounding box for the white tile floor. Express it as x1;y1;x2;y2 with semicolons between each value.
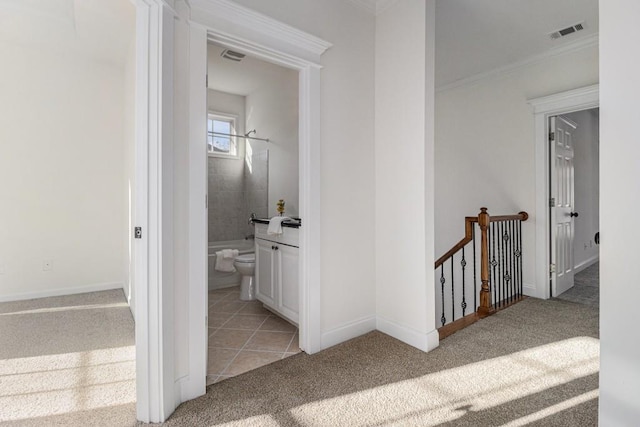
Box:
207;287;300;385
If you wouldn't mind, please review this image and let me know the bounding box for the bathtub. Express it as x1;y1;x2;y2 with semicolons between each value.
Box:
208;239;255;290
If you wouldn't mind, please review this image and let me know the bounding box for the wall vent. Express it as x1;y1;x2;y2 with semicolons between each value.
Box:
220;49;246;62
549;22;586;40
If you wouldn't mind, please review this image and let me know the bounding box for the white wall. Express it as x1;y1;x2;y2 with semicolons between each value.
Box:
375;0;438;352
0;40;128;301
564;108;599;272
245;68;299;217
435;45;599;294
228;0;377;345
599;0;640;423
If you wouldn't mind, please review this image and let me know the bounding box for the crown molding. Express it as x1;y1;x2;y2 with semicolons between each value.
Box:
190;0;332;63
437;33;599;93
344;0;400;16
345;0;376;15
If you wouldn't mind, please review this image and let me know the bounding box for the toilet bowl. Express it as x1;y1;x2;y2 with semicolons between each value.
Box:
234;254;256;301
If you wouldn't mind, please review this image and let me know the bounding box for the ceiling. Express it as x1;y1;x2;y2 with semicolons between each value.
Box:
350;0;598;88
0;0;135;66
207;43;297;96
435;0;599;87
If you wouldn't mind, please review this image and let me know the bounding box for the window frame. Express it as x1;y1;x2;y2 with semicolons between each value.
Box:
207;111;239;158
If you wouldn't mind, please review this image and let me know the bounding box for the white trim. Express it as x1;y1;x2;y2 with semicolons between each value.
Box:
134;0;179;422
184;22;209;403
523;283;544;299
376;316;440;353
190;0;329;359
344;0;400;15
0;282;124;303
190;0;331;64
344;0;376;15
321;316;377;349
528;84;599;300
207;112;238;158
574;254;599;275
438;33;599;93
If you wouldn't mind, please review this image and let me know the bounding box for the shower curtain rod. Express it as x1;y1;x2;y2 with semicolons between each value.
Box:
208;131;270;143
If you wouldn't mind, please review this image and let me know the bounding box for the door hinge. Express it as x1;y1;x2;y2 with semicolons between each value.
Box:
549;131;555;141
205;194;208;209
549;263;556;276
134;227;142;239
549;197;555;207
206;74;208;87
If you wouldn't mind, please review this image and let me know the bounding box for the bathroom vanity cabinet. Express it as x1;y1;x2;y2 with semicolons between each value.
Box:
254;224;299;324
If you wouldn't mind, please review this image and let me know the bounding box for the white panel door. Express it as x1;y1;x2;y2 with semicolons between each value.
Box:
550;116;577;296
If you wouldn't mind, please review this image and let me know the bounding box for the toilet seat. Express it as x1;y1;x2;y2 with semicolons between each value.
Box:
235;254;255;263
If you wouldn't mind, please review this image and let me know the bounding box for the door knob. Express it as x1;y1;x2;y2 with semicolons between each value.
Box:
570;212;579;218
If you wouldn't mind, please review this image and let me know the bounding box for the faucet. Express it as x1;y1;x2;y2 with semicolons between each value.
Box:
248;213;257;224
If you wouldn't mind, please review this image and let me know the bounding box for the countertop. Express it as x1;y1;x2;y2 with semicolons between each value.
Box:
252;217;302;228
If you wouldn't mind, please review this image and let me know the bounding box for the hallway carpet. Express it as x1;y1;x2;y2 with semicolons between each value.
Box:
0;290;136;426
555;262;600;308
161;298;599;426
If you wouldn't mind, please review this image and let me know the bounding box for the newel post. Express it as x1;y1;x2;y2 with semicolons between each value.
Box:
477;207;496;317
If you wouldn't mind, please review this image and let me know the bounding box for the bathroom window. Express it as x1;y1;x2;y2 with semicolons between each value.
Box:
207;113;237;157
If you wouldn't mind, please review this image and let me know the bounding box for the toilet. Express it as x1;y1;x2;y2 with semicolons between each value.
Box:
234;253;256;301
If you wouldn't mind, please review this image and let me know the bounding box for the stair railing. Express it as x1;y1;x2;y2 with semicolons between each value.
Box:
435;207;528;338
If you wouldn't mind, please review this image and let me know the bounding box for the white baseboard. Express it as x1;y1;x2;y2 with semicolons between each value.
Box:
574;255;599;275
0;282;125;303
523;283;544;299
321;315;377;350
376;315;439;352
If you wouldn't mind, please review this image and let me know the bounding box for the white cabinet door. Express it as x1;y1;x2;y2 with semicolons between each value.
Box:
277;244;299;323
255;238;276;307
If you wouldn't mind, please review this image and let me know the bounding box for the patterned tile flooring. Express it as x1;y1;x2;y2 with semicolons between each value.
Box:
555;262;599;307
207;287;300;385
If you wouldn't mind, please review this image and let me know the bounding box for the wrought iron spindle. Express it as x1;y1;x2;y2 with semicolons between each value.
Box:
518;220;523;296
499;221;505;308
473;226;477;311
509;220;515;302
461;247;467;316
451;257;455;322
440;265;446;326
491;222;498;309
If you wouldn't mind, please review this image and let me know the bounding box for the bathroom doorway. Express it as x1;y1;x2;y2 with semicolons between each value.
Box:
205;42;302;385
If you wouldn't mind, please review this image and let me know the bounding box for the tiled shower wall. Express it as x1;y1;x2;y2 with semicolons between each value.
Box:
208;144;268;243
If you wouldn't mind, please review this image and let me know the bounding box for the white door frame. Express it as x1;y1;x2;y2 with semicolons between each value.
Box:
189;0;332;356
529;84;599;300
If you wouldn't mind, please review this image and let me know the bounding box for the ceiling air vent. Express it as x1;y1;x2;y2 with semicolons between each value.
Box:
549;22;586;40
220;49;246;62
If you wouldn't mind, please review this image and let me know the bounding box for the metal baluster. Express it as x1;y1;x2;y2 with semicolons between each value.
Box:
440;265;446;326
509;220;514;303
518;219;523;297
491;222;498;309
499;221;505;308
461;246;467;316
451;257;455;322
473;226;477;311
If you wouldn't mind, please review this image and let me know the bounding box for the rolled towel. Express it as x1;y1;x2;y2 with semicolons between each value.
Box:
268;216;291;235
215;250;237;272
222;249;238;259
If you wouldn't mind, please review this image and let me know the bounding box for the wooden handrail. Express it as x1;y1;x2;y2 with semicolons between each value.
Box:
434;217;476;268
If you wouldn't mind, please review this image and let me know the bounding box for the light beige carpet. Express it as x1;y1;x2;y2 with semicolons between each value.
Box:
1;292;598;426
0;290;136;426
160;298;598;427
